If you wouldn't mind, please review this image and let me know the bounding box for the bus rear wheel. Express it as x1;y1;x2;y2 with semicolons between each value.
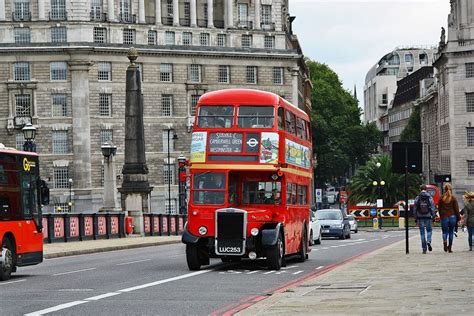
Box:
0;239;14;281
297;229;307;262
267;233;284;270
186;244;201;271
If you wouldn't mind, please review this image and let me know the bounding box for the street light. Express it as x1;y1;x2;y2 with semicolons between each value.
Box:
373;162;385;229
177;155;187;215
68;178;73;212
22;122;37;152
166;128;178;214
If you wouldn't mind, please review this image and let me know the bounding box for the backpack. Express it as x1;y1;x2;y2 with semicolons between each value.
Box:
417;194;432;215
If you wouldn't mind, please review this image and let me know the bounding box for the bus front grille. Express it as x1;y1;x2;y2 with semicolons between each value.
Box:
215;209;246;256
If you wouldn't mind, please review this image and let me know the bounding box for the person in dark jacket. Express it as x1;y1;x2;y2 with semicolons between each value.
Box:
438;183;461;253
413;184;436;254
463;191;474;251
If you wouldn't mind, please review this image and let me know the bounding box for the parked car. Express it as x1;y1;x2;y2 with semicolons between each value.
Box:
309;210;322;245
347;214;358;233
316;209;351;239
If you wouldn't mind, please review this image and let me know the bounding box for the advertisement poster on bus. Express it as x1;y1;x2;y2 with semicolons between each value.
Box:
259;132;279;164
285;139;310;168
190;132;207;163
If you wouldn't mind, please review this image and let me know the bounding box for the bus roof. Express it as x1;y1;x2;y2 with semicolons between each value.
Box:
0;143;39;157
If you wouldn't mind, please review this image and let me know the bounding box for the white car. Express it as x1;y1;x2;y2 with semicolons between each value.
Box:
347;214;358;233
309;210;322;245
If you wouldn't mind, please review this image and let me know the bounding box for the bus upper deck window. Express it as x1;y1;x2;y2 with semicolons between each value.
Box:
237;106;274;128
198;106;233;128
278;107;284;130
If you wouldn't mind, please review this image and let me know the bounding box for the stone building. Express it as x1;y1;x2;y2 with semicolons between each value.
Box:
427;0;474;199
0;0;311;213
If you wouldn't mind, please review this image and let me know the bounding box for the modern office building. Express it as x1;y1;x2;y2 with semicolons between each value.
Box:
0;0;311;213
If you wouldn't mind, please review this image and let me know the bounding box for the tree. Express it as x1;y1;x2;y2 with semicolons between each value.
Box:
347;155;421;207
307;60;382;188
400;105;420;142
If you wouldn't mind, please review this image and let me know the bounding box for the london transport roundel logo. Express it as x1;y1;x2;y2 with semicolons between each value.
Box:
247;138;258;147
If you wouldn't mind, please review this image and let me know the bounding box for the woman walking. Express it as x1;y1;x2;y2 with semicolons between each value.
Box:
463;192;474;251
438;183;461;253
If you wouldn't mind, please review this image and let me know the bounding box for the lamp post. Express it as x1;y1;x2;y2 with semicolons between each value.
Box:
373;162;385;229
22;122;37;152
101;141;118;212
166;128;178;214
68;178;73;212
177;155;187;215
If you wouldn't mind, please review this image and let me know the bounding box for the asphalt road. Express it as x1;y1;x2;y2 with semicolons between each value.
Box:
0;231;406;316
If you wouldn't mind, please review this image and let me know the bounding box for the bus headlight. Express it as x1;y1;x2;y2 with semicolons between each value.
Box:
198;226;207;235
251;228;259;236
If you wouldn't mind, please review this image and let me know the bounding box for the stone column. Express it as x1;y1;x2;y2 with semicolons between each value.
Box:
108;0;115;21
173;0;179;26
207;0;213;28
69;60;93;212
101;147;120;212
190;0;197;27
0;0;5;21
155;0;161;25
38;0;46;20
138;0;145;23
291;67;300;108
226;0;233;28
254;0;260;30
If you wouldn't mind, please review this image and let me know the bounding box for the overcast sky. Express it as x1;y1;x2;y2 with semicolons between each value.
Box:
289;0;450;106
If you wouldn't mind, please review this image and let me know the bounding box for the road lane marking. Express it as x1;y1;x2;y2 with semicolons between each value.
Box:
0;279;26;285
26;269;212;315
316;266;324;270
52;268;97;276
281;265;298;270
359;284;372;295
263;270;275;275
292;270;304;275
116;259;152;266
246;271;259;274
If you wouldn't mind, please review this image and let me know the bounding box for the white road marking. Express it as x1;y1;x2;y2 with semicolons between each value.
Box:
57;289;94;292
359;284;372;295
281;265;298;270
116;259;152;266
246;270;259;274
52;268;97;276
292;270;304;275
26;269;211;315
264;270;276;275
316;266;324;270
275;271;288;275
0;279;26;285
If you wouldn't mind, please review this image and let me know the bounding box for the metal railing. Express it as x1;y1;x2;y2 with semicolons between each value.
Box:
237;20;253;29
12;11;31;21
162;17;173;25
197;19;208;27
214;20;224;28
145;16;156;24
49;11;67;21
118;13;136;24
180;18;191;27
261;22;275;31
90;11;107;22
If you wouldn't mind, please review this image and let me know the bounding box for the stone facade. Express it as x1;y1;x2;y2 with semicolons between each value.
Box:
0;0;311;213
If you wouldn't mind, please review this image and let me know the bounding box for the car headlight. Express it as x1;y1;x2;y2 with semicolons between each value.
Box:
198;226;207;235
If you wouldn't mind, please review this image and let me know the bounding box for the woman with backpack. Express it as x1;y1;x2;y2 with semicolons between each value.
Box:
462;191;474;251
438;183;461;253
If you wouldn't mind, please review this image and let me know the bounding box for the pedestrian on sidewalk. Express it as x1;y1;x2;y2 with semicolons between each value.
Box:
462;191;474;251
438;183;461;253
413;184;436;254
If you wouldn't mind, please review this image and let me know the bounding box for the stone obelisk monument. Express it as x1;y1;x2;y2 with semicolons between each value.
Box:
119;48;152;235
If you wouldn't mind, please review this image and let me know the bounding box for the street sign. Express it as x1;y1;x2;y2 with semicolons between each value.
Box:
376;199;383;208
315;189;322;203
370;208;377;217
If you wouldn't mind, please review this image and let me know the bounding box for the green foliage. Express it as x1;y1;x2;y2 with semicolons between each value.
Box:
400;105;421;142
347;155;421;207
307;60;382;187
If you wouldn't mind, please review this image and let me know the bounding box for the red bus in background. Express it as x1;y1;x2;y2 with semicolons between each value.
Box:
426;184;441;207
182;89;313;270
0;144;49;281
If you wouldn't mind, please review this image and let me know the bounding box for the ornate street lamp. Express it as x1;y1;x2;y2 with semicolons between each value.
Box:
22;122;37;152
68;178;73;212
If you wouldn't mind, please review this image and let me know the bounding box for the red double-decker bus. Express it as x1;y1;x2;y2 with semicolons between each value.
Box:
182;89;313;270
0;144;49;281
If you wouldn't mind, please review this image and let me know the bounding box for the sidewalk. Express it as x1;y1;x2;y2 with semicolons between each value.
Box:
237;229;474;315
43;235;182;259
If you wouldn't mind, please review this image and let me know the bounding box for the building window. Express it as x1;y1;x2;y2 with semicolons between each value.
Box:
468;127;474;147
98;62;112;81
14;27;30;44
52;130;69;153
15;94;31;117
466;93;474;112
419;53;429;65
50;62;67;81
119;0;131;21
162;130;175;152
466;63;474;78
218;65;230;84
161;94;173;117
203;3;208;22
182;32;192;45
53;166;69;189
148;30;157;45
261;5;272;25
15;133;25;150
165;199;176;214
183;2;190;26
241;34;252;48
163;164;175;185
238;3;248;24
91;0;103;20
191;95;200;116
190;64;202;83
165;31;175;45
160;64;173;82
13;62;30;81
51;26;67;43
382;93;388;105
50;0;67;20
273;67;283;85
52;94;69;117
264;36;275;49
246;66;257;84
123;29;136;44
13;0;31;21
405;53;413;65
99;93;112;116
468;161;474;177
93;27;107;43
100;129;113;144
217;34;226;47
200;33;210;46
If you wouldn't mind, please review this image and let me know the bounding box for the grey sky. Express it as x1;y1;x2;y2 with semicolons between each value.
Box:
289;0;450;106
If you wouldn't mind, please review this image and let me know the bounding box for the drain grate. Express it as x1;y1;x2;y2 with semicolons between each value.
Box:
302;283;370;295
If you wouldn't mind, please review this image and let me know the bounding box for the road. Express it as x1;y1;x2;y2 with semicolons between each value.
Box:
0;231;405;315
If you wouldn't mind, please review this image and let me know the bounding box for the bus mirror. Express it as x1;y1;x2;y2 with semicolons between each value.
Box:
40;180;50;206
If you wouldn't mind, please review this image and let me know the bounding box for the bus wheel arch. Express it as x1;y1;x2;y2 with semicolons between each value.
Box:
266;229;284;270
1;235;16;281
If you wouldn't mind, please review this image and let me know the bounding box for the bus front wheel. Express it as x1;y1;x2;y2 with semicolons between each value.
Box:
297;228;307;262
267;233;284;270
186;244;201;271
0;239;14;281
